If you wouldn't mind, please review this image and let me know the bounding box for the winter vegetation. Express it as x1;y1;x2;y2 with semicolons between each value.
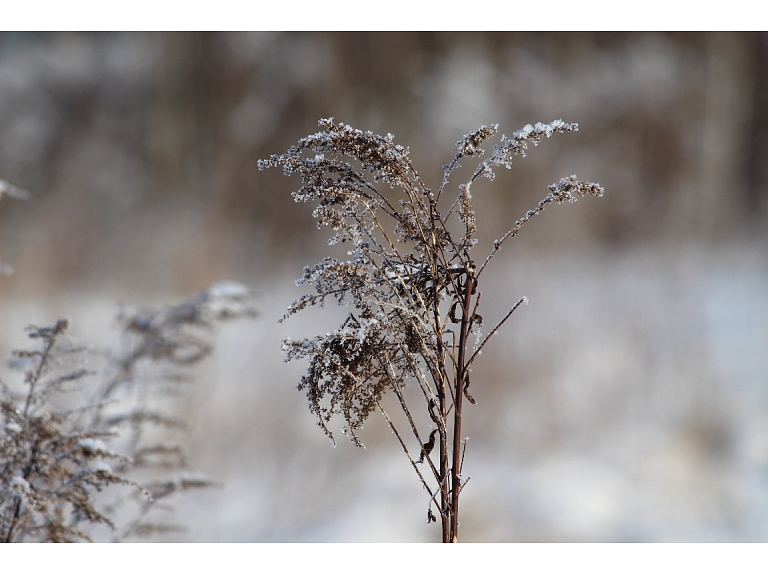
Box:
0;285;256;542
1;190;256;542
260;118;602;541
1;33;767;543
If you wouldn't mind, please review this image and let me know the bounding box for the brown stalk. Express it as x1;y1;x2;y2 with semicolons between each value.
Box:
449;269;474;541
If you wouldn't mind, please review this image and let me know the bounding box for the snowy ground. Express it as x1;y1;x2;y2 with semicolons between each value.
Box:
2;242;767;541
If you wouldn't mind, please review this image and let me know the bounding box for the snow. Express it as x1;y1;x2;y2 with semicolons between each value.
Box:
208;281;251;299
4;422;22;433
89;461;112;474
78;438;108;453
11;476;30;490
0;180;31;200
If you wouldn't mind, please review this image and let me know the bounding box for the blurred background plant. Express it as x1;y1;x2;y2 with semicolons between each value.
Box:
1;32;767;541
0;283;256;542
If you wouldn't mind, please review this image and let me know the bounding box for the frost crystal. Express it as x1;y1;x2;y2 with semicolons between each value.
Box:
89;461;113;474
11;476;30;490
78;438;109;454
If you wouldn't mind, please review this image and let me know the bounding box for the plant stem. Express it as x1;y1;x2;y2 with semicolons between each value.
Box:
429;228;452;543
450;270;474;542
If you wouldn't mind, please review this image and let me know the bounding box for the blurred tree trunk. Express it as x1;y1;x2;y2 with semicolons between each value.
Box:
680;33;755;239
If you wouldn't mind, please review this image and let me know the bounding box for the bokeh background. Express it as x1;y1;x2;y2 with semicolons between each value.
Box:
1;32;767;541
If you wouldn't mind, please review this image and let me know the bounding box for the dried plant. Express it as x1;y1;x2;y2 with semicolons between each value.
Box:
0;282;257;542
260;118;603;542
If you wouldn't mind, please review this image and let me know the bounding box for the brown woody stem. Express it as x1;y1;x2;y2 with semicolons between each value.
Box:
450;269;474;542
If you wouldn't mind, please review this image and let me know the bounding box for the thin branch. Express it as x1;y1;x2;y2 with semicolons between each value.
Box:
466;296;527;368
375;399;434;500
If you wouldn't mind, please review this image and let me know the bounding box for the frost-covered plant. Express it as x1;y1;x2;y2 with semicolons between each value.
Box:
0;282;257;542
260;118;603;542
0;320;136;542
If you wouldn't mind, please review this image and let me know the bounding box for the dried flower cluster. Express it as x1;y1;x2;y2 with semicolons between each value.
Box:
0;282;257;542
261;118;603;542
